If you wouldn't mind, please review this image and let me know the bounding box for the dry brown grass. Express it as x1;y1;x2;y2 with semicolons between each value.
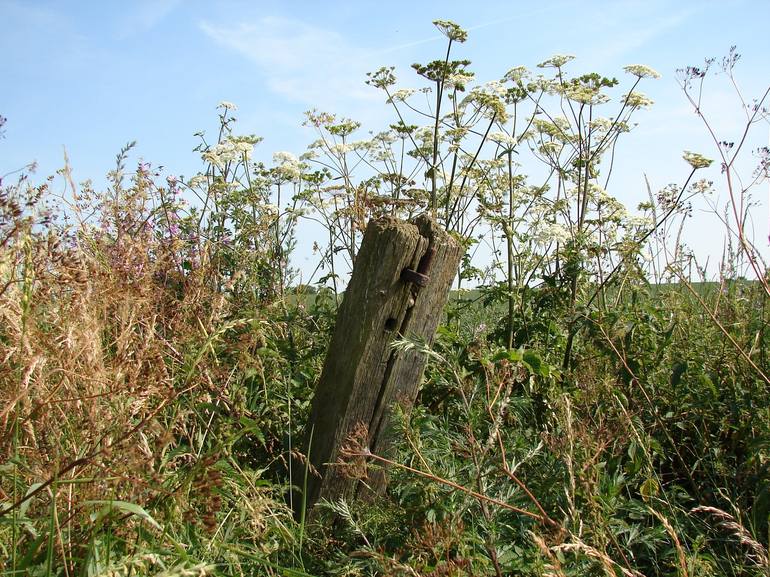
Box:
0;175;240;560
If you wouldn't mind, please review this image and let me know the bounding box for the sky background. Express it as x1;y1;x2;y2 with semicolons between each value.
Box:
2;0;769;280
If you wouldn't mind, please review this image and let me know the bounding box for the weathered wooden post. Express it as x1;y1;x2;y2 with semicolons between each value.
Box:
300;213;462;512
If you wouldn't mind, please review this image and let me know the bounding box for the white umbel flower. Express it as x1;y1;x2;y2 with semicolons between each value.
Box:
623;65;661;79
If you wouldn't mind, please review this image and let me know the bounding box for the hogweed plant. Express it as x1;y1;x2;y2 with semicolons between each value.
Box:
2;20;769;577
362;21;668;359
299;28;768;576
187;101;306;303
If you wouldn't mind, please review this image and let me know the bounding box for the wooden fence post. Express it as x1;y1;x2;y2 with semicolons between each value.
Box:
299;213;462;513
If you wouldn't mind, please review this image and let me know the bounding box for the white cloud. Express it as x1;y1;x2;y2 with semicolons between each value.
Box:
605;12;690;57
571;2;695;71
0;0;92;72
201;17;341;70
137;0;183;28
199;16;381;108
118;0;183;37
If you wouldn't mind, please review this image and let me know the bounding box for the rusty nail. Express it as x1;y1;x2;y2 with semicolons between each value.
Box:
400;246;435;288
401;268;429;287
417;247;436;275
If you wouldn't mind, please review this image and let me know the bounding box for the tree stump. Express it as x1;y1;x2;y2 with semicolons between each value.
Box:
299;214;462;514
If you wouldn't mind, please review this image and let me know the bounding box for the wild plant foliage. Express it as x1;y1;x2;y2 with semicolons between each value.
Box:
1;19;768;577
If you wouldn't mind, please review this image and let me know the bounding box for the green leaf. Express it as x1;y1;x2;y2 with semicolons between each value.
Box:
17;533;47;570
491;348;523;362
85;500;161;530
232;417;266;445
640;478;659;502
19;482;44;518
670;361;687;387
522;350;543;374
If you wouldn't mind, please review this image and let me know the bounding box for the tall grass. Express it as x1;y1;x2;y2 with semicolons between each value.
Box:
1;20;768;577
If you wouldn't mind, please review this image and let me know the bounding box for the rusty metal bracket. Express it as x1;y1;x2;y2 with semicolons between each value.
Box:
400;246;435;288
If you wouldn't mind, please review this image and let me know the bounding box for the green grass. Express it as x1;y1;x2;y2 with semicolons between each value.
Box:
2;22;768;575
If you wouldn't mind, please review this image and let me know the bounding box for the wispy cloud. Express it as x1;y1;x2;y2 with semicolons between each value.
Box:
0;0;92;72
607;13;690;57
118;0;183;37
199;16;380;109
197;13;561;115
580;4;695;70
373;8;557;56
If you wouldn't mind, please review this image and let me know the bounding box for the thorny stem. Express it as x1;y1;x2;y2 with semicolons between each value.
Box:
351;447;552;526
506;150;515;349
589;315;701;496
673;269;770;385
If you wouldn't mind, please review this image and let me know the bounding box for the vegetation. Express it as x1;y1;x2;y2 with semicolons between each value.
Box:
1;21;768;577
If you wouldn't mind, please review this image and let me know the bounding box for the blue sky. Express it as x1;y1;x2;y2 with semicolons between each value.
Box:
2;0;768;276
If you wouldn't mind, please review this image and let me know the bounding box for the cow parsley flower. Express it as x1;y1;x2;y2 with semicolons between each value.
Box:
273;151;298;164
488;131;516;147
446;71;475;91
483;156;509;170
372;130;397;145
387;89;416;103
623;65;661;79
414;126;434;143
691;178;713;194
202;142;236;167
503;66;530;83
539;141;563;155
534;117;571;138
479;80;507;98
588;183;610;202
187;174;208;188
625;91;654;108
683;151;714;169
538;55;575;69
589;117;613;132
304;110;337;128
217;101;238;111
433;20;468;43
564;84;609;105
370;148;395;162
624;215;653;228
329;143;353;155
201;135;258;167
534;222;571;244
234;141;254;157
273;151;302;182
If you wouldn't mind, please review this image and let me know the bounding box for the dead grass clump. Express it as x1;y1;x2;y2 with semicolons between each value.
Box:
0;170;247;560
